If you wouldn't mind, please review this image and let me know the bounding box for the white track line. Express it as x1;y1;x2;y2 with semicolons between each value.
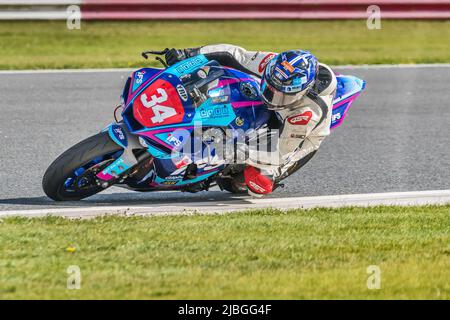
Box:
0;68;135;75
333;63;450;69
1;190;449;219
0;63;450;75
0;1;81;4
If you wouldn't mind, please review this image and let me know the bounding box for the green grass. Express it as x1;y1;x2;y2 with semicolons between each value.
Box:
1;20;450;69
0;205;449;299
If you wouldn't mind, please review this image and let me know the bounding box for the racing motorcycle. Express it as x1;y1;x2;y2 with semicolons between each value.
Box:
42;50;366;201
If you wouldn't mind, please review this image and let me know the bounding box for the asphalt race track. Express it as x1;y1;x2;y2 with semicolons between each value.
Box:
0;66;449;211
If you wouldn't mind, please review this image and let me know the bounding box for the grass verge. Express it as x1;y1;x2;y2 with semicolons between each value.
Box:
1;20;450;69
0;205;449;299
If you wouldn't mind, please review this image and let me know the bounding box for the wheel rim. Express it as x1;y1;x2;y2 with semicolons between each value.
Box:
62;150;123;195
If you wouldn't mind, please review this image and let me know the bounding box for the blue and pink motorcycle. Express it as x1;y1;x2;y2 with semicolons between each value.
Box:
42;51;365;201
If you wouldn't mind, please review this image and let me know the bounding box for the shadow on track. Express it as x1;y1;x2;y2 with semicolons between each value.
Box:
0;190;252;209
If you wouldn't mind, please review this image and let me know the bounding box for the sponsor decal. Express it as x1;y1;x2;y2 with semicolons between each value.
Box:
197;69;207;79
180;73;191;82
176;84;188;102
114;127;125;141
175;56;204;75
249;181;266;193
208;87;226;98
201;66;210;75
258;53;276;73
101;158;126;178
109;125;128;147
212;96;229;104
133;79;185;127
166;133;182;147
135;71;145;85
175;156;192;169
199;105;230;119
166;174;184;181
162;180;177;185
332;113;342;122
287;111;313;125
235;117;244;126
281;60;295;73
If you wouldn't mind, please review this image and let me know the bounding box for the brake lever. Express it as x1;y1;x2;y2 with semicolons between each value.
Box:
141;48;169;59
155;56;168;68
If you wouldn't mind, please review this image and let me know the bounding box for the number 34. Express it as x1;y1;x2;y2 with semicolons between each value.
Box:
140;88;177;124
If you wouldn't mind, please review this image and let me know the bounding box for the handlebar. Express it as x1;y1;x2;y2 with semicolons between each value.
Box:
141;48;169;59
141;49;169;68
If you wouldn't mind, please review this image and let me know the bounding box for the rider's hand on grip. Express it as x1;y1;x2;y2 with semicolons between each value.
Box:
165;48;187;66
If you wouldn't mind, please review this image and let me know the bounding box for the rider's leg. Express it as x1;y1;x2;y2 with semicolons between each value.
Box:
276;150;317;181
244;150;318;196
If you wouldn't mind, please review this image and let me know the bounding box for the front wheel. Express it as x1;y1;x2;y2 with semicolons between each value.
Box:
42;132;123;201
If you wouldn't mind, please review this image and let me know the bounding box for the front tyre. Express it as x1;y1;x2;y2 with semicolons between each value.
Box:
42;132;123;201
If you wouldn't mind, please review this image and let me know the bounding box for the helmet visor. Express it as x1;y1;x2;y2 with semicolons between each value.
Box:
260;76;304;109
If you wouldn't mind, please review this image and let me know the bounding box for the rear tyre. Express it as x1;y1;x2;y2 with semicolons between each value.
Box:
42;132;123;201
217;176;248;194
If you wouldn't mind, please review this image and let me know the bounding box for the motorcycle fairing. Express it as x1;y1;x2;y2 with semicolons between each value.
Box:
96;157;132;182
124;144;224;189
104;56;272;188
107;124;128;149
102;56;365;190
123;68;164;106
130;68;163;94
97;122;145;182
331;75;366;129
151;156;224;188
192;99;236;126
127;58;270;158
132;78;186;128
165;55;209;78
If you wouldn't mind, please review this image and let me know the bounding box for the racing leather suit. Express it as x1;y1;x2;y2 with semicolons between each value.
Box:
174;44;337;193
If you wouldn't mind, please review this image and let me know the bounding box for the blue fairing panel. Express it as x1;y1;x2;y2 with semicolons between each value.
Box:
331;75;366;129
131;68;164;93
334;75;366;102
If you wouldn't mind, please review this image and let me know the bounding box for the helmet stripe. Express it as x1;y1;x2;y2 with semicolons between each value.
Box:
288;55;303;65
274;66;289;79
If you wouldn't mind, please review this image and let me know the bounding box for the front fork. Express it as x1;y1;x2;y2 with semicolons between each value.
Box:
96;122;150;187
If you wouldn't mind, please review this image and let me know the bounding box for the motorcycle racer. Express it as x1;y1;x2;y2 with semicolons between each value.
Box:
165;44;337;196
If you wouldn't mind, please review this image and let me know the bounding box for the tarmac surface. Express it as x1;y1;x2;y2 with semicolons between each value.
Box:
0;66;449;211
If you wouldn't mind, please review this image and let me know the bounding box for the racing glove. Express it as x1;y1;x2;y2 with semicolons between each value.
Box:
244;166;274;197
165;47;200;66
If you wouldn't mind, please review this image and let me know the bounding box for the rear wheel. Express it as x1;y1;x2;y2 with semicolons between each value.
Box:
42;132;123;201
217;176;248;194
